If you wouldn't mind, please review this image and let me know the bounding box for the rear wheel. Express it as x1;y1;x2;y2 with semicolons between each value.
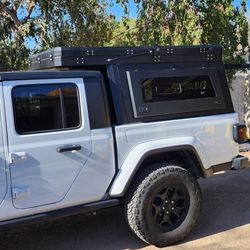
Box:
125;163;202;247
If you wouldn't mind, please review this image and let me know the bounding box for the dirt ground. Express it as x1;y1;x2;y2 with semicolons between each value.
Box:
1;164;250;250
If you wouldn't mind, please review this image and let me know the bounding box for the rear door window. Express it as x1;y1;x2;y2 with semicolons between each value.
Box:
12;83;80;134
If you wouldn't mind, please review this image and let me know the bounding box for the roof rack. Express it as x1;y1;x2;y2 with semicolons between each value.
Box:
29;45;223;70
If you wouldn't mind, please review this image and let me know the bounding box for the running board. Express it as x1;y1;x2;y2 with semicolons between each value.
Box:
0;199;120;231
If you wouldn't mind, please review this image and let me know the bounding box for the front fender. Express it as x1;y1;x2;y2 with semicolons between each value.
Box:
109;136;208;197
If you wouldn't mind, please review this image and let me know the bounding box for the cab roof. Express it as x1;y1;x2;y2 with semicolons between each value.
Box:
0;70;101;81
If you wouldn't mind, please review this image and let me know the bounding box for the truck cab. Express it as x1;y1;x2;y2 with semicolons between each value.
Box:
0;45;248;247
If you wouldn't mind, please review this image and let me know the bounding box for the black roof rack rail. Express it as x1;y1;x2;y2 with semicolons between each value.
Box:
29;45;223;70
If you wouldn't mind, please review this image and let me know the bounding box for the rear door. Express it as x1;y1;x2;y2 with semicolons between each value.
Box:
3;77;92;209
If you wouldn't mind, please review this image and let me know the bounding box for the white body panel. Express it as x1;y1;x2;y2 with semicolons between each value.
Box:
62;128;116;206
3;78;91;208
110;113;239;196
0;78;115;221
0;128;115;221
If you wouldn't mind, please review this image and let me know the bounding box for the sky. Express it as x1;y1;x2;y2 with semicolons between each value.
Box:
25;0;250;49
109;0;250;19
109;0;137;18
233;0;250;9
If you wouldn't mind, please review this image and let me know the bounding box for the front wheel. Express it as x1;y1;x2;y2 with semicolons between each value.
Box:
125;163;202;247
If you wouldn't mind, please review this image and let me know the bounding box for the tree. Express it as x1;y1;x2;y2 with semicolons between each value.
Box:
133;0;202;45
0;0;116;71
197;0;249;79
118;0;249;80
0;0;249;76
39;0;116;48
0;0;39;70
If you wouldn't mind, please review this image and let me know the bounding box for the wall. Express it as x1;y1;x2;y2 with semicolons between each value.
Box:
230;72;246;123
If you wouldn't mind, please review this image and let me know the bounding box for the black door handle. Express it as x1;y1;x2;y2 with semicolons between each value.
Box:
57;144;82;153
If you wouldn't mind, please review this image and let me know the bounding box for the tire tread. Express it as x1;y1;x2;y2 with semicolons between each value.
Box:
125;162;202;247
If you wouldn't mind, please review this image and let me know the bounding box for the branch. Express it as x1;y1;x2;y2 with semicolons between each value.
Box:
23;1;35;22
110;26;138;41
13;0;22;12
0;2;21;27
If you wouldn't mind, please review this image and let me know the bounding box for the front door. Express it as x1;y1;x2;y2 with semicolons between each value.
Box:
3;78;91;209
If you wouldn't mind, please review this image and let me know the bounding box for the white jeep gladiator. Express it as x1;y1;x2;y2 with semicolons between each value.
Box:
0;45;248;247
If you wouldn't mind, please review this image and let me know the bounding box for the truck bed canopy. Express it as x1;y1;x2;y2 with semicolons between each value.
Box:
28;45;233;125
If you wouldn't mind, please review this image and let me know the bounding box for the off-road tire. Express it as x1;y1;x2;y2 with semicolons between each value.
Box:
125;163;202;247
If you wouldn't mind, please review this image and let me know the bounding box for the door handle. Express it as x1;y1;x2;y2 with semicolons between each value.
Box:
57;144;82;153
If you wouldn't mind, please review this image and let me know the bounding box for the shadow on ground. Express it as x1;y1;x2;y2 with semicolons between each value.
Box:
189;167;250;241
1;168;250;250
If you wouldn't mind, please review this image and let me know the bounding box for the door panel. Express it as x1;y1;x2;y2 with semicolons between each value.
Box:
3;78;91;208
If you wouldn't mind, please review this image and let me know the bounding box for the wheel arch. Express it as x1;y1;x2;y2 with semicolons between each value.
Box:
110;144;212;197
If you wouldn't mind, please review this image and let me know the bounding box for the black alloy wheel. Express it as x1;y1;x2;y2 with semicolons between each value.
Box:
151;185;190;231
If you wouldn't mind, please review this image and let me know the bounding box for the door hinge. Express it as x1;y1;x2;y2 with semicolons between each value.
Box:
9;152;28;164
12;186;31;199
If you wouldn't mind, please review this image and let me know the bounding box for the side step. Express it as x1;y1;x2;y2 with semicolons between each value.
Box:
0;199;120;231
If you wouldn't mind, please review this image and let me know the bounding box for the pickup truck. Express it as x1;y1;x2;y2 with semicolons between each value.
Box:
0;45;248;247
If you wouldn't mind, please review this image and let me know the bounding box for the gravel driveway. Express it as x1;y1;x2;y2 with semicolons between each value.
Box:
1;167;250;250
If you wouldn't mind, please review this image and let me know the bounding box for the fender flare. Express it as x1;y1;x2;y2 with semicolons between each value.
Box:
109;136;210;197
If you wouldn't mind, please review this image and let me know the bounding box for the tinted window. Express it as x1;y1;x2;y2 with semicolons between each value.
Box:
142;75;215;102
62;84;80;128
13;83;80;134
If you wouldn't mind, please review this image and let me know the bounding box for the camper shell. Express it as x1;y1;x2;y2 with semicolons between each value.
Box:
29;45;234;124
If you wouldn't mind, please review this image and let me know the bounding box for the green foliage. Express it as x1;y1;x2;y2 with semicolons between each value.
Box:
39;0;116;48
0;0;45;70
109;18;137;45
0;0;116;71
118;0;249;81
0;42;29;71
196;0;249;80
127;0;203;45
0;0;249;80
